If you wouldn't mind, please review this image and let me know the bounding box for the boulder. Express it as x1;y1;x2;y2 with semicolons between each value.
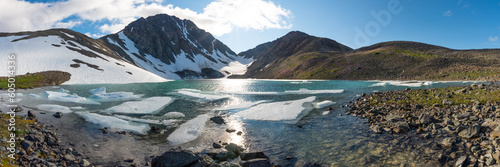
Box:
53;112;63;118
225;143;242;155
455;155;467;167
458;124;480;139
242;158;272;167
210;116;226;124
151;150;199;167
442;99;454;105
240;152;268;161
27;110;36;119
418;114;435;125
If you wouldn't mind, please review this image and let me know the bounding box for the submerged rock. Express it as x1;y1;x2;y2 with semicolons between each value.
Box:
151;150;199;167
53;112;63;118
210;116;226;124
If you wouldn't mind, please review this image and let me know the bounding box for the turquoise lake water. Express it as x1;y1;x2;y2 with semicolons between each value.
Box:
8;79;474;166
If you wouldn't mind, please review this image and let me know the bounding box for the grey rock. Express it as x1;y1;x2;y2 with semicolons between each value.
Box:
225;129;236;133
14;106;23;112
151;150;199;167
81;159;91;166
27;110;36;118
441;137;456;147
443;99;454;105
418;114;435;125
455;155;467;167
370;125;383;134
240;152;268;161
215;151;237;161
458;124;481;139
213;142;222;149
53;112;63;118
64;154;75;161
225;143;242;155
21;140;33;150
210;116;226;124
241;158;272;167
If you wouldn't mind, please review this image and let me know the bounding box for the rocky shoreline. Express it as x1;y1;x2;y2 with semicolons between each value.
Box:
0;109;90;167
348;82;500;166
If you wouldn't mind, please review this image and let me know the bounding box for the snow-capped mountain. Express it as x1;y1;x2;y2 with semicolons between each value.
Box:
0;29;168;84
100;14;253;79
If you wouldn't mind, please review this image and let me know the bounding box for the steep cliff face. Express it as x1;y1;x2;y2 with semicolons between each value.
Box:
101;14;252;79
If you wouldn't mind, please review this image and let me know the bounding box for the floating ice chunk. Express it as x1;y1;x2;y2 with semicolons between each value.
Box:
164;112;185;118
284;88;344;94
213;100;270;111
322;111;330;115
57;88;70;93
290;80;312;84
313;100;335;109
75;112;150;135
88;87;142;102
45;91;99;104
89;87;106;95
369;81;436;87
102;97;174;114
235;96;316;122
167;114;210;145
178;89;229;101
114;115;163;125
29;94;41;98
221;91;279;95
36;104;73;113
162;119;180;126
70;106;85;110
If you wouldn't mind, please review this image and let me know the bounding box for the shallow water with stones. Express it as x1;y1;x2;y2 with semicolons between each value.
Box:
5;79;474;166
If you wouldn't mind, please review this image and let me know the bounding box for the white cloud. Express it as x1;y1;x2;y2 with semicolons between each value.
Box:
0;0;292;36
84;32;105;38
489;36;498;42
443;10;453;16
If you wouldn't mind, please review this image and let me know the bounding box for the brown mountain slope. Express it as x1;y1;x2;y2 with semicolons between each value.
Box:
232;34;500;81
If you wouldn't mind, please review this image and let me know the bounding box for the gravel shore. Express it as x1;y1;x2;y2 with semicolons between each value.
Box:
348;82;500;166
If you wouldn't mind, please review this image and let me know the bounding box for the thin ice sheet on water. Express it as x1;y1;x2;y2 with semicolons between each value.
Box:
163;112;185;118
167;114;210;145
45;91;99;104
36;104;73;113
235;96;316;122
177;89;229;101
102;96;174;114
89;87;142;102
75;112;150;135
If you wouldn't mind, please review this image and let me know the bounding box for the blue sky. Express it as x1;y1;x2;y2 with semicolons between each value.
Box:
2;0;500;52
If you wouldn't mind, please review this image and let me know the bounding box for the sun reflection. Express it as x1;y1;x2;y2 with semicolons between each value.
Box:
216;79;251;93
226;117;246;149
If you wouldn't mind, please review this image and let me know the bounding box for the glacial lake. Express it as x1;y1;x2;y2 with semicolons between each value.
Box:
3;79;474;166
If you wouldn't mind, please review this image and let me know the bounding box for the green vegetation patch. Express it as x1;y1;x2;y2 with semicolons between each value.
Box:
369;86;500;107
0;115;36;166
394;50;439;59
0;75;43;89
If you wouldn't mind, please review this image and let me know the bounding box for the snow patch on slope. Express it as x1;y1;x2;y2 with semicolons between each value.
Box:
0;35;168;84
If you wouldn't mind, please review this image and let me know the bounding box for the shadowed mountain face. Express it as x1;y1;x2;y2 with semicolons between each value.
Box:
100;14;250;79
232;33;500;81
235;31;353;78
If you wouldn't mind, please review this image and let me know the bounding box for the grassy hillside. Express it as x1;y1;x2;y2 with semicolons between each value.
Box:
233;41;500;81
0;71;71;89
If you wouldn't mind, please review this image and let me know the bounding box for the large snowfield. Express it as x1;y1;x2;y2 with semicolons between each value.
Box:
0;33;168;84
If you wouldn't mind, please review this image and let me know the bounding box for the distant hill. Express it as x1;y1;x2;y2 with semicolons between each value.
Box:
234;31;353;78
232;32;500;81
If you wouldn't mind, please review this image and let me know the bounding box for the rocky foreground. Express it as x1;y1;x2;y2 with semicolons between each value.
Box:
348;83;500;166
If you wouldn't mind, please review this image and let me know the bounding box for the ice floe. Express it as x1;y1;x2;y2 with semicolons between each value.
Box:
177;89;229;101
235;96;316;122
114;115;164;125
29;93;41;98
167;114;210;145
36;104;73;113
290;80;312;84
70;106;85;110
284;88;344;94
75;112;150;135
213;100;270;111
102;97;173;114
45;91;99;104
88;87;142;102
369;81;436;87
313;100;335;109
163;112;186;118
